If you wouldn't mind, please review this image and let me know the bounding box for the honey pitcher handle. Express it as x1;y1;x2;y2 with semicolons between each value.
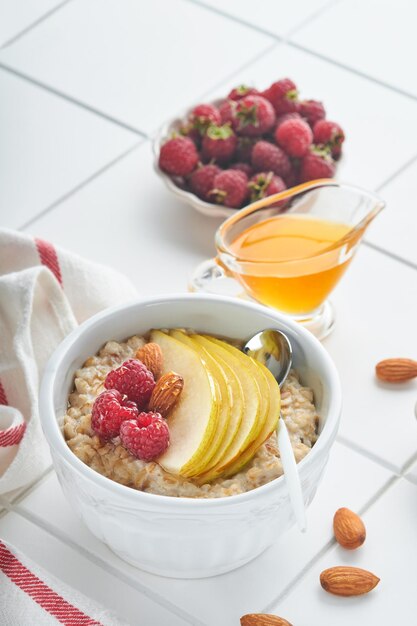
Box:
189;258;247;298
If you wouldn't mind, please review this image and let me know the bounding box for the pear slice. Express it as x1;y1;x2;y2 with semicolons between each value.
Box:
194;335;269;483
221;358;280;478
173;331;243;474
150;330;219;477
170;330;231;474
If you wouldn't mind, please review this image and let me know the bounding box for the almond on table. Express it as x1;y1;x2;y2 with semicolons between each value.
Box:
320;566;380;596
241;615;293;626
375;358;417;382
333;507;366;550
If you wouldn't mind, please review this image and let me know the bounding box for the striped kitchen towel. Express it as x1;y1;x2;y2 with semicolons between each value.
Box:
0;229;137;495
0;539;128;625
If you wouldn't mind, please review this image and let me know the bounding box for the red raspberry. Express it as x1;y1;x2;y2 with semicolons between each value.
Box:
219;100;236;125
159;137;198;176
230;162;253;177
233;95;276;137
299;100;326;128
189;164;221;201
179;123;201;149
227;85;259;101
209;170;248;208
249;172;286;204
236;137;256;163
275;118;313;158
251;140;291;178
120;412;169;461
275;112;302;129
300;150;335;183
313;120;345;159
105;359;155;408
202;124;237;164
189;103;221;134
262;78;299;115
91;389;138;441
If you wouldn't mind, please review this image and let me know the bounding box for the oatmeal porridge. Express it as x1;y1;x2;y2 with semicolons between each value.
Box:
64;331;319;498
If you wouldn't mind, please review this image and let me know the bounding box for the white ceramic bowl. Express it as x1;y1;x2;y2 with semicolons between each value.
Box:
153;100;236;219
40;294;342;578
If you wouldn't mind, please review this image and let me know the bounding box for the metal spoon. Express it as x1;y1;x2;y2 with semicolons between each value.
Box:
243;329;307;532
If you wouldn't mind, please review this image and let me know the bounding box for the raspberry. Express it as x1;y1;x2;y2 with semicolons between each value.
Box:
189;104;221;134
105;359;155;408
189;164;221;201
236;137;256;163
233;95;276;136
262;78;299;115
249;172;286;204
209;170;248;208
91;389;138;441
251;140;291;178
275;118;313;158
300;150;335;183
202;124;237;164
275;112;302;129
227;85;259;101
120;412;169;461
230;162;253;177
313;120;345;159
219;100;236;126
159;137;198;176
299;100;326;128
179;123;201;148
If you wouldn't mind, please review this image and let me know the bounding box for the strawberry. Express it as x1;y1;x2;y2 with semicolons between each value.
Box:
202;124;237;164
209;170;248;208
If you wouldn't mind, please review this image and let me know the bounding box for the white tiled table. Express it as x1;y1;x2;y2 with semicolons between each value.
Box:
1;2;416;624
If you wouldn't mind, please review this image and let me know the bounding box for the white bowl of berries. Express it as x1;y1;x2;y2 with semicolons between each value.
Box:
153;79;345;217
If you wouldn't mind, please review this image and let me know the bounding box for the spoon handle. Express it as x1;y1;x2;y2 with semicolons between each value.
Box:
277;417;307;532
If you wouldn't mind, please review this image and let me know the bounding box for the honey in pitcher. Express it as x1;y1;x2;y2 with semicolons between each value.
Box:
229;214;355;315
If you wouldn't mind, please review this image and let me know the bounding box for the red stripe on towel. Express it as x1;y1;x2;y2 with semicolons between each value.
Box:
0;381;8;405
0;541;103;625
0;423;26;447
35;238;63;286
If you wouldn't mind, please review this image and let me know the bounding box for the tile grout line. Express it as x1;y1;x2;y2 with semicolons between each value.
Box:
19;139;145;231
0;62;147;137
0;0;73;50
3;501;207;626
335;435;401;475
284;0;343;39
362;240;417;271
262;472;400;612
188;0;417;106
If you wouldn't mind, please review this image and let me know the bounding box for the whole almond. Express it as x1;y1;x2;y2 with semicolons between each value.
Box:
375;358;417;383
136;343;163;379
333;507;366;550
320;566;380;596
241;615;293;626
148;371;184;417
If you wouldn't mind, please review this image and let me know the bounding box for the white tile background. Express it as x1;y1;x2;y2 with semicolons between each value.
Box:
1;1;416;625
